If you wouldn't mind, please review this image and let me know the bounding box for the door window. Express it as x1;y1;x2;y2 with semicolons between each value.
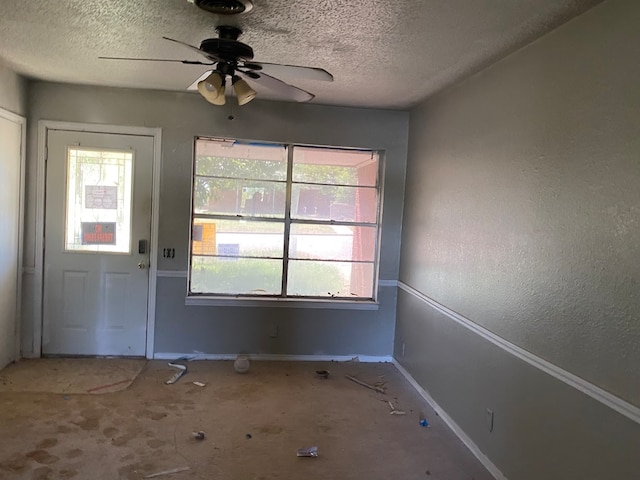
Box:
64;148;133;253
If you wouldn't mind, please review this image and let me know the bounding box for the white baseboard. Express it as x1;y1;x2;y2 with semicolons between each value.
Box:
154;353;393;363
392;359;508;480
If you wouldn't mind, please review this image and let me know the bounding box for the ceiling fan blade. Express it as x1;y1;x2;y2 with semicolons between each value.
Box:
162;36;223;62
244;62;333;82
99;56;214;65
240;71;315;102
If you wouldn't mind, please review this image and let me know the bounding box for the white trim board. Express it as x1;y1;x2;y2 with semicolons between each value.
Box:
397;281;640;426
0;108;26;364
184;296;380;310
34;121;162;360
392;359;508;480
157;271;399;288
157;270;188;278
145;128;162;359
154;353;393;363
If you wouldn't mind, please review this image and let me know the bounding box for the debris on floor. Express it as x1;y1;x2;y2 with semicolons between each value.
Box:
388;401;406;415
419;417;430;427
297;446;319;457
245;433;252;439
191;431;206;440
86;378;132;393
315;369;330;379
143;466;190;478
165;362;187;385
345;374;386;394
234;355;250;373
192;381;206;387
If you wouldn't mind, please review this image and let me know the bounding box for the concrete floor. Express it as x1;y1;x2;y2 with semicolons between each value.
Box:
0;358;146;394
0;360;493;480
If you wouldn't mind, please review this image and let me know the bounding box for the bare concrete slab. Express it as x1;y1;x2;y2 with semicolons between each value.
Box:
0;358;146;394
0;360;493;480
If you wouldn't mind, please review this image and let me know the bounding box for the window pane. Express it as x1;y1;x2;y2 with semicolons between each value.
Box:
196;141;287;180
192;219;284;258
194;178;285;217
291;185;377;223
287;260;374;298
289;224;376;261
191;257;283;295
65;148;133;253
293;147;377;186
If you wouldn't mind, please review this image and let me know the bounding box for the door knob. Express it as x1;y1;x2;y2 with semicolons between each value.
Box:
138;262;147;269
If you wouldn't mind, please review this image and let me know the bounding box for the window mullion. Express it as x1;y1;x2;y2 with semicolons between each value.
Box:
281;146;295;297
193;213;284;222
289;218;377;228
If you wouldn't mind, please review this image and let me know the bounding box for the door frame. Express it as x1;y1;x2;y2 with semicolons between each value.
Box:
0;107;26;365
35;121;162;359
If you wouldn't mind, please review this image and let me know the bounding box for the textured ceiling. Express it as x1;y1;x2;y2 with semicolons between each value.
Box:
0;0;602;109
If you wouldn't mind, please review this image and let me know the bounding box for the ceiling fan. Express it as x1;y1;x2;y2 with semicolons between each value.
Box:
100;25;334;106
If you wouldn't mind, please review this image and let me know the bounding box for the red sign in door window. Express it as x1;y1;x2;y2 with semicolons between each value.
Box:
81;222;116;245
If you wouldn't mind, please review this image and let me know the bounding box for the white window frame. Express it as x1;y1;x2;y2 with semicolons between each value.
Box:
186;137;383;307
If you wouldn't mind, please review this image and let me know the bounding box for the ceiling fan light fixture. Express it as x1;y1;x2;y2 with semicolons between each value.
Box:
211;85;226;105
193;0;253;15
233;76;257;105
197;71;225;103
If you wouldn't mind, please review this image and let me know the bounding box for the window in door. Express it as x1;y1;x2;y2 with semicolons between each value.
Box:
64;148;133;254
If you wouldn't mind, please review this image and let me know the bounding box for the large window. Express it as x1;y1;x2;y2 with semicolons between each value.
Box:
189;137;381;301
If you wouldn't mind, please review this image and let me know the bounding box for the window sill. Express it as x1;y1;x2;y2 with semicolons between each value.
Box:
184;295;379;310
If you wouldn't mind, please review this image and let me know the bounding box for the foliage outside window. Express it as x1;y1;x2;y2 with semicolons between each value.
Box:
189;137;381;300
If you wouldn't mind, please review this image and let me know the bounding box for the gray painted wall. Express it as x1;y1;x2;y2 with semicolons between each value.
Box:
23;83;408;357
156;277;397;356
0;59;27;115
395;290;640;479
397;0;640;478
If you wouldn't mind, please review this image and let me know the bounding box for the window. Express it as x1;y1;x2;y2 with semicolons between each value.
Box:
65;148;133;254
189;137;381;301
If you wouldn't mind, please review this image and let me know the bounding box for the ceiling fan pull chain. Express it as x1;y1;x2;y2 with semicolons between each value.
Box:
227;96;236;121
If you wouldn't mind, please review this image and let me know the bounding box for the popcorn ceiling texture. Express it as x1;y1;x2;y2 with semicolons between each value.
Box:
0;0;602;108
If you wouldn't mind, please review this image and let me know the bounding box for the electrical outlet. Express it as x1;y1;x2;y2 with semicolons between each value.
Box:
485;409;494;432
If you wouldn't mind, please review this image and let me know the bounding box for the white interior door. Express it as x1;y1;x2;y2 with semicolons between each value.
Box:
43;130;153;356
0;110;24;369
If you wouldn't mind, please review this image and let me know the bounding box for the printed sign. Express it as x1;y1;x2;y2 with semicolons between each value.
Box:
85;185;118;209
81;222;116;245
218;243;240;260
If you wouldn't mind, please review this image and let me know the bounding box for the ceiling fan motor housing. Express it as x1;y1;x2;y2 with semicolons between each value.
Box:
200;38;254;61
200;26;254;61
193;0;253;15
